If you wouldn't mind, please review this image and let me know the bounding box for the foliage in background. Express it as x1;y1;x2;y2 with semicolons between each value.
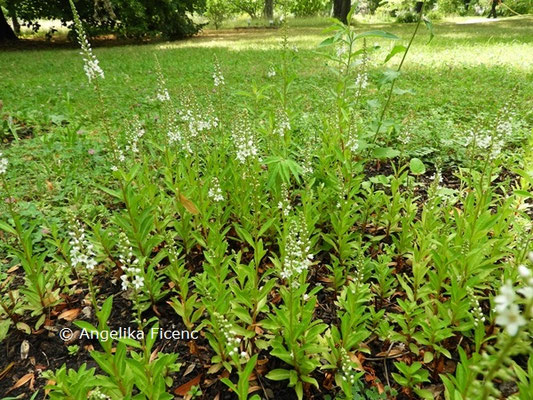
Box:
2;0;203;39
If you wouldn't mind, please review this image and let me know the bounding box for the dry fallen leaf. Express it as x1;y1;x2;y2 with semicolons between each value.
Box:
0;362;14;380
248;385;261;394
174;374;202;396
58;308;81;321
7;265;19;274
376;348;404;358
183;363;196;377
207;363;223;374
7;373;34;394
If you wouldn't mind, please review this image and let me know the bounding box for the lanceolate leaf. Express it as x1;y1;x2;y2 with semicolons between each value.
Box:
355;30;399;40
384;44;407;63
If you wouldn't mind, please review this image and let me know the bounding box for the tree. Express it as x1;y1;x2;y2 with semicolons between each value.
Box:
264;0;273;19
290;0;328;16
0;6;17;41
206;0;233;29
231;0;263;18
3;0;203;40
332;0;350;23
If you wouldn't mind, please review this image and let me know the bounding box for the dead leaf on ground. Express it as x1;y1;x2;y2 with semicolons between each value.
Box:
183;363;196;377
58;308;81;321
7;265;19;274
248;385;261;394
174;374;202;396
0;362;15;380
7;373;34;394
376;348;404;358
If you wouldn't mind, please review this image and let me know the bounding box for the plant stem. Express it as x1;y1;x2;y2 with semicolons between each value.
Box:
372;5;424;144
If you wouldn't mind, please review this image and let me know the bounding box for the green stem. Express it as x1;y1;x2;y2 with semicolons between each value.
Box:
372;5;424;144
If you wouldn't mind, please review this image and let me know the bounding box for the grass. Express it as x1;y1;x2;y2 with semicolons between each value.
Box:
1;16;531;216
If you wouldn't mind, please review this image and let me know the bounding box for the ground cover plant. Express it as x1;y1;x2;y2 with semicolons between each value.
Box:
0;3;532;400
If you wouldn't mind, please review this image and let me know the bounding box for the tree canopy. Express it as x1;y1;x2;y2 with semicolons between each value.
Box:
0;0;203;41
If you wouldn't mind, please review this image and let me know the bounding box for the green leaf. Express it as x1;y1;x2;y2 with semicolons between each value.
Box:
117;337;143;349
346;3;358;24
221;377;237;392
318;36;335;47
422;16;434;43
266;368;290;381
74;320;98;333
414;388;435;400
384;44;407;63
98;296;113;326
373;147;400;159
514;190;531;198
0;221;16;235
409;158;426;175
355;30;399;40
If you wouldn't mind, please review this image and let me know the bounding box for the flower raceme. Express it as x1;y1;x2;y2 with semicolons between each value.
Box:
208;177;224;202
69;0;104;84
213;57;225;88
68;220;98;271
117;233;143;291
0;152;7;174
280;219;313;286
232;116;259;164
214;313;243;359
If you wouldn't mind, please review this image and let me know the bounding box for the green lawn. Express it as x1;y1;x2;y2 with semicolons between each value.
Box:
1;16;531;204
1;15;532;129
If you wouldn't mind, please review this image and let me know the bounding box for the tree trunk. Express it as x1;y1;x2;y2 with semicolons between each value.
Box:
7;1;20;34
333;0;351;24
0;7;17;41
264;0;274;20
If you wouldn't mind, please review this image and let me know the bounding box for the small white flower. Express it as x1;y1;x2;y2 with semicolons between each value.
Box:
274;110;291;138
214;313;241;358
336;45;347;58
495;303;526;336
281;218;313;285
494;281;516;313
267;66;276;78
125;117;145;154
156;88;170;102
518;286;533;301
518;264;531;279
117;233;143;292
